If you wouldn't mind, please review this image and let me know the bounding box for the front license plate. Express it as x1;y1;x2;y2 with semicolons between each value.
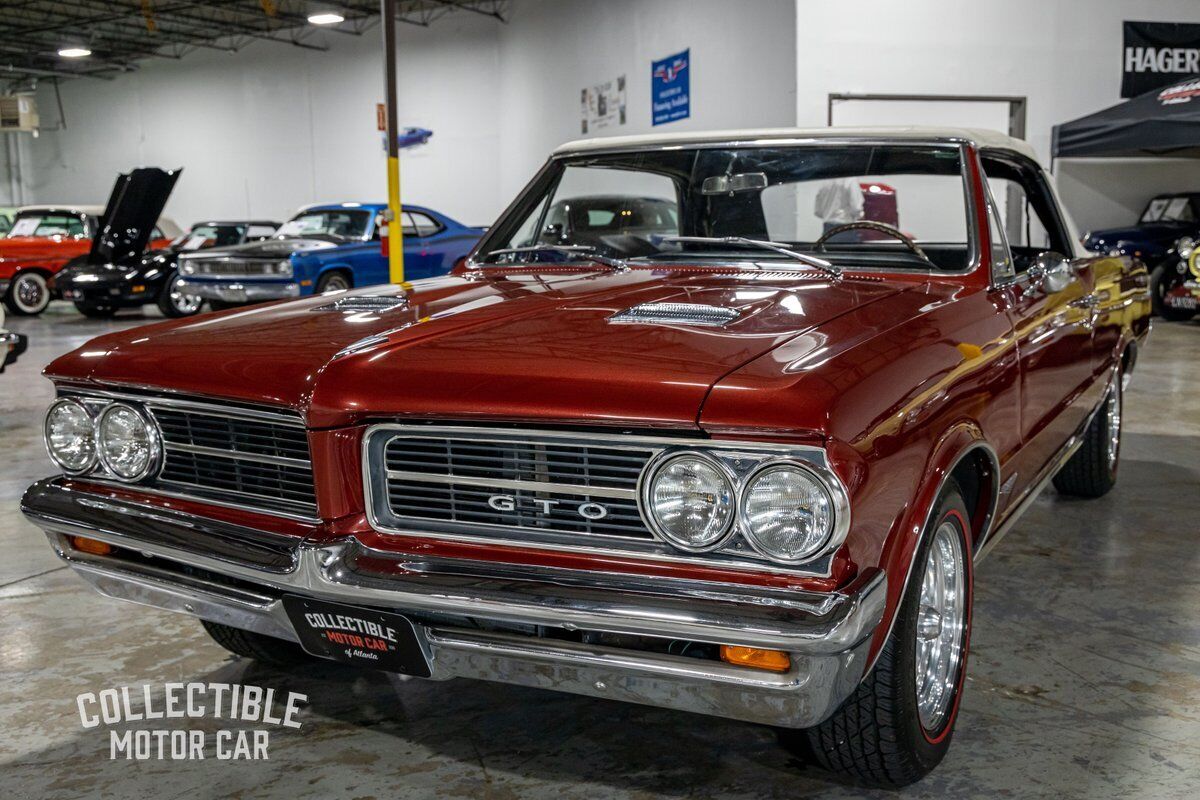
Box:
282;596;431;676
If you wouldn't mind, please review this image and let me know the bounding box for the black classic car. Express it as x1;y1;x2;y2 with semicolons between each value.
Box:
56;218;280;318
1081;192;1200;264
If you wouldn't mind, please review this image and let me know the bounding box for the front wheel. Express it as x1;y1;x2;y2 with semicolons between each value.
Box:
200;620;313;668
156;273;203;318
798;485;973;788
3;271;51;316
316;271;351;293
1053;377;1121;497
1150;261;1197;321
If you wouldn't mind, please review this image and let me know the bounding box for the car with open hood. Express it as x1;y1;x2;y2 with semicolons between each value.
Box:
22;128;1149;788
0;183;181;316
175;202;484;308
54;219;280;318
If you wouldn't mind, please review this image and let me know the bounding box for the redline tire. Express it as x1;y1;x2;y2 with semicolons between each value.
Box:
797;484;974;788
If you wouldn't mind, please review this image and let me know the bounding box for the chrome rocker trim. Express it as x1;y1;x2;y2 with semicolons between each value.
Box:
23;477;886;729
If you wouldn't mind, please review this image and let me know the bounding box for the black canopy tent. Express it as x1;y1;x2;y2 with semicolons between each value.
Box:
1053;76;1200;159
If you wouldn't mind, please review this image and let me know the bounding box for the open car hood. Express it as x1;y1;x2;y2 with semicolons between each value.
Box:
47;267;910;429
88;167;182;266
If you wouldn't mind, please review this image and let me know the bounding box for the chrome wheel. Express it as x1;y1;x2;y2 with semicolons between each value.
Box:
320;274;350;293
12;272;49;314
1106;384;1121;473
168;276;203;315
915;519;966;733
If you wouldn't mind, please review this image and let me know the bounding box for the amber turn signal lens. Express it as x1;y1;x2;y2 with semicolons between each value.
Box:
69;536;112;556
719;645;791;672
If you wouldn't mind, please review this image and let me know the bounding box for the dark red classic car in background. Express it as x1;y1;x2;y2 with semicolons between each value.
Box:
23;128;1149;787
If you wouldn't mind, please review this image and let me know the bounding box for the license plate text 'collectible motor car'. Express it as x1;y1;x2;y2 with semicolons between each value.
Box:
22;128;1150;788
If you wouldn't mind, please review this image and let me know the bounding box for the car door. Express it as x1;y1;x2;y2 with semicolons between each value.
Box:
983;152;1099;502
400;211;442;280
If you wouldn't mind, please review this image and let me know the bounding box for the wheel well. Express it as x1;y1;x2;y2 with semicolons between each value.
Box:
947;446;998;551
1121;342;1137;377
317;267;353;289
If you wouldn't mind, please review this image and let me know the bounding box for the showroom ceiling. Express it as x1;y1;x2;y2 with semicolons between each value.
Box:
0;1;508;88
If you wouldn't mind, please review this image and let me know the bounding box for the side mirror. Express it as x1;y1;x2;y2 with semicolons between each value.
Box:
1026;251;1073;295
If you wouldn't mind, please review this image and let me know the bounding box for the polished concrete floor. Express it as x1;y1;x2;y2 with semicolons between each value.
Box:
1;304;1198;799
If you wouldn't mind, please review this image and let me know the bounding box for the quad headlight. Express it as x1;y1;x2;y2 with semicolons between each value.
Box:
640;450;845;565
43;398;159;481
95;403;159;481
643;453;736;551
1176;236;1196;259
273;259;293;278
44;399;96;473
739;463;835;563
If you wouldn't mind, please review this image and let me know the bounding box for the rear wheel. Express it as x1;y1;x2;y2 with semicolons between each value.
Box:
73;300;118;319
1053;377;1121;497
798;485;973;788
3;271;50;316
156;273;203;318
200;620;313;668
1150;261;1197;321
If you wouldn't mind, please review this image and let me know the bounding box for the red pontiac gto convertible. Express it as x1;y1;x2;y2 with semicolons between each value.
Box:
24;129;1150;786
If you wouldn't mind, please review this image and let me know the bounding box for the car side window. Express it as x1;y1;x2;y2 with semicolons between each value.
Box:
404;211;443;238
980;153;1071;274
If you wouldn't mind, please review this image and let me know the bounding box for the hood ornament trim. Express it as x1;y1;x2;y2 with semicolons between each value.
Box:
608;302;741;327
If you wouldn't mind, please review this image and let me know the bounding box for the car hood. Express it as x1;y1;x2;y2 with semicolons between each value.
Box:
47;267;910;429
88;167;181;266
179;237;341;262
1085;222;1188;247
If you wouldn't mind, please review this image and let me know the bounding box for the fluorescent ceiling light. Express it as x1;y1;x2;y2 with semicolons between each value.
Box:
307;12;345;25
58;47;92;58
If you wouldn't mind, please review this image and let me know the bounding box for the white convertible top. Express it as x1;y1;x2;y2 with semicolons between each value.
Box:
555;126;1041;164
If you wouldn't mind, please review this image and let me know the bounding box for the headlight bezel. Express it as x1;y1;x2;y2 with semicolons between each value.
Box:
43;398;98;475
638;447;851;566
94;401;161;482
639;451;738;553
737;459;838;564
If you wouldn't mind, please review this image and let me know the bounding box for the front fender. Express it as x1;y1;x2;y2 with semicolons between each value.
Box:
864;425;998;669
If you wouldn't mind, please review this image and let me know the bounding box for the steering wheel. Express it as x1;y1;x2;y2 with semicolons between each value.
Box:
814;221;933;265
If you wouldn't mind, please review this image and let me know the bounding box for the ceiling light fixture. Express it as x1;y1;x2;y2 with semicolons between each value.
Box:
58;47;92;58
307;12;345;25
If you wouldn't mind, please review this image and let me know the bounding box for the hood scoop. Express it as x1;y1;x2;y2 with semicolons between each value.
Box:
314;295;410;313
609;302;742;328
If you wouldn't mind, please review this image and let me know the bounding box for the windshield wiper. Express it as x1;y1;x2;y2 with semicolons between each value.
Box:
661;235;840;278
481;244;629;271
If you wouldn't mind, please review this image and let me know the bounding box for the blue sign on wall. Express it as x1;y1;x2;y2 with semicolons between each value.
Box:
652;49;690;125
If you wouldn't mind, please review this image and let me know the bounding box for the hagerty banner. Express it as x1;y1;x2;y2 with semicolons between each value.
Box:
1123;21;1200;98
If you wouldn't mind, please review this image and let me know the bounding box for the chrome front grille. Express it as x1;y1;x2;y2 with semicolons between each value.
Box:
184;259;278;277
382;436;653;539
362;425;841;576
146;403;317;518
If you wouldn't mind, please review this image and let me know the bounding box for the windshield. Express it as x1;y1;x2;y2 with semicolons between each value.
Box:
276;209;370;240
1140;196;1196;224
6;211;87;239
175;223;247;250
480;144;973;271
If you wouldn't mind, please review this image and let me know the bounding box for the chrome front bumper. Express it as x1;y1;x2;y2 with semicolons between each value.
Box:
175;278;300;303
21;479;886;728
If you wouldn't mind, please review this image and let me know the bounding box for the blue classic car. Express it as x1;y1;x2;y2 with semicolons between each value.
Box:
176;202;484;308
1081;192;1200;265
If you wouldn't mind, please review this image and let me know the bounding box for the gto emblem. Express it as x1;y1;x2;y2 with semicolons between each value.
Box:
487;494;608;520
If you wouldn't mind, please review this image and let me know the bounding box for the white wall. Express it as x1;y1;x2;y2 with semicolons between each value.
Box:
793;0;1200;230
6;0;797;231
17;14;502;228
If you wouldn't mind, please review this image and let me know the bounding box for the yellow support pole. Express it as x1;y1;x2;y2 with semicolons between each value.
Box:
381;0;404;284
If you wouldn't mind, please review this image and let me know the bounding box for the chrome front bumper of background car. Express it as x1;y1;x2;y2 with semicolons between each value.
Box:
21;478;886;728
175;279;300;303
